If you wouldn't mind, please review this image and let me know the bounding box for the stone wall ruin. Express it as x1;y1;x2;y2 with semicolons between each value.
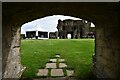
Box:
57;19;95;39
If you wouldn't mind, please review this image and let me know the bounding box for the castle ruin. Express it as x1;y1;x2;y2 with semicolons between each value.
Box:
57;19;95;39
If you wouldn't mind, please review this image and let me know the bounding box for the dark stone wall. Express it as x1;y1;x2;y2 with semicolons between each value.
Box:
93;19;120;78
2;2;120;78
49;32;58;39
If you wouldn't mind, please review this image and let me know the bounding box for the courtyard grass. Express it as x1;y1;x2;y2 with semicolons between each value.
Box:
20;39;95;78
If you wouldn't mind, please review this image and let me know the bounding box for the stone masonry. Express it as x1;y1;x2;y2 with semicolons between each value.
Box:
57;19;95;39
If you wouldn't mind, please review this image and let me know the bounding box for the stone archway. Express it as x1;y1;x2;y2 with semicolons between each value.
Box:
2;2;120;79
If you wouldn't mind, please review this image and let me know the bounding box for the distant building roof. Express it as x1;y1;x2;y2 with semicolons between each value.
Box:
26;24;48;32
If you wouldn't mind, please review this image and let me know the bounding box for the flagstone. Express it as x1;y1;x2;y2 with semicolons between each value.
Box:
45;63;57;68
46;63;57;68
37;69;48;76
66;70;74;76
56;55;60;58
59;63;67;68
50;59;57;62
59;59;65;62
51;69;64;76
36;54;74;78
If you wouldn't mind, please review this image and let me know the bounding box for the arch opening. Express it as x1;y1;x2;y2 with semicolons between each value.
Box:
20;15;95;79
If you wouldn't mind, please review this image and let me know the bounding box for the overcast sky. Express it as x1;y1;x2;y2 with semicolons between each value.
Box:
21;15;95;34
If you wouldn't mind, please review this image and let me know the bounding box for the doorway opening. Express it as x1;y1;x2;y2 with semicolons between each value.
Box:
67;34;72;39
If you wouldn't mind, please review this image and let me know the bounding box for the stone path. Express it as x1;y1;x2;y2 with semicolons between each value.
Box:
36;54;74;78
45;63;57;68
51;69;64;76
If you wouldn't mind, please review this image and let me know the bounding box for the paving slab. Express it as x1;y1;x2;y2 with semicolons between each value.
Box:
33;77;68;80
56;55;60;58
59;63;67;68
51;69;64;76
45;63;57;68
59;59;65;62
66;70;74;76
50;59;57;62
37;69;48;76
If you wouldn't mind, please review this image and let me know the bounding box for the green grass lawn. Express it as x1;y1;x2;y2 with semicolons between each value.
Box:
20;39;95;78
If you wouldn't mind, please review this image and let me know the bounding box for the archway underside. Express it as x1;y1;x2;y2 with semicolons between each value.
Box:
2;2;120;79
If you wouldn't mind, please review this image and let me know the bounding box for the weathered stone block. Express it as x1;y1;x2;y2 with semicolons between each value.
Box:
0;45;1;58
96;56;106;66
96;60;104;71
45;63;57;69
93;62;105;78
59;63;67;68
51;69;64;77
3;27;22;78
97;54;118;74
37;69;48;76
50;59;57;62
58;59;65;62
96;46;103;56
66;70;74;76
102;48;114;60
103;66;117;78
56;55;60;58
112;49;120;65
